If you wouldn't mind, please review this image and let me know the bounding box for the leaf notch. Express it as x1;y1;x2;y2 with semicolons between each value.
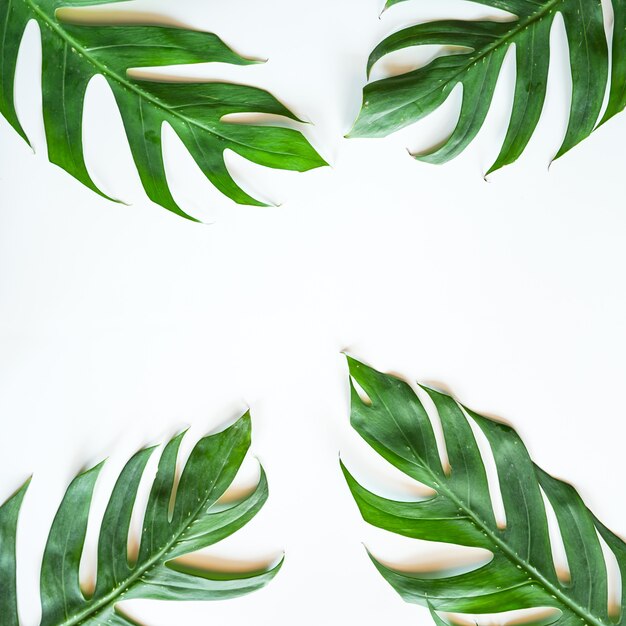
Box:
342;355;626;626
350;0;625;174
0;0;326;219
0;412;280;625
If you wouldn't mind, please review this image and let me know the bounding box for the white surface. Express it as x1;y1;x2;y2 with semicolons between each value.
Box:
1;0;626;624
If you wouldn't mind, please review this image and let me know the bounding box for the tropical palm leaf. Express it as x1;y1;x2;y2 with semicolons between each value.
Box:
0;412;281;625
342;356;626;626
350;0;625;174
0;0;326;219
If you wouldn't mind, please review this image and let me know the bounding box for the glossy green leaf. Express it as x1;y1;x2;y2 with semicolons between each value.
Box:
0;412;280;625
0;0;326;219
342;356;626;626
351;0;624;173
0;480;30;626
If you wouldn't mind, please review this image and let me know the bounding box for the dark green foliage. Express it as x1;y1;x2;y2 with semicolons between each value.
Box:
0;413;279;625
0;0;326;219
351;0;625;173
343;356;626;626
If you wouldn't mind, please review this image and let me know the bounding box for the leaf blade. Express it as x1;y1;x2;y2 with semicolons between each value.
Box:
0;480;29;626
2;412;276;625
40;462;104;626
343;356;620;626
1;0;325;218
354;0;622;171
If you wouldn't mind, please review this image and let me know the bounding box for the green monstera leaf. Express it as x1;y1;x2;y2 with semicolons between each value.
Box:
1;0;326;219
0;413;281;625
342;356;626;626
350;0;625;174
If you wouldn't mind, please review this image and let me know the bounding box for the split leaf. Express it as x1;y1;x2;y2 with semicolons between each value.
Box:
351;0;625;173
343;356;625;626
1;0;326;219
0;412;280;625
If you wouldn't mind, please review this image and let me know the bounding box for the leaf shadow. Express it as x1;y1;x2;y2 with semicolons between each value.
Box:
171;552;281;574
56;5;187;28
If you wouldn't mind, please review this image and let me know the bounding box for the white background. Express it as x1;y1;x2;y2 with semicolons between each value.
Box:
1;0;626;624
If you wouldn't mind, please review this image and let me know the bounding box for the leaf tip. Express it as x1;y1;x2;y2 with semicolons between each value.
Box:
345;112;369;139
339;461;361;494
343;352;363;373
228;410;253;441
11;477;32;502
338;457;348;475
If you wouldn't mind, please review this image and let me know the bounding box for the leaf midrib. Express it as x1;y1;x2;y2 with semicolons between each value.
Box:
57;504;211;626
368;386;607;626
56;507;204;626
367;0;564;126
54;447;234;626
21;0;303;159
441;0;562;80
420;460;607;626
